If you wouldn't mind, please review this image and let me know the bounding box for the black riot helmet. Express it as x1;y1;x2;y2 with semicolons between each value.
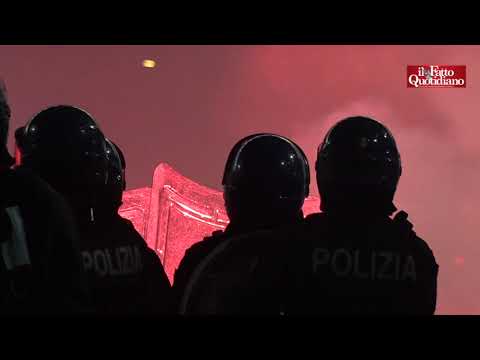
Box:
316;116;402;215
100;138;126;213
105;139;127;191
114;143;126;178
222;133;310;226
19;105;109;219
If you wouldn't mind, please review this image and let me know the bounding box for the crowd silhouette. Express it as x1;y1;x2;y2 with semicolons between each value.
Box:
0;80;438;316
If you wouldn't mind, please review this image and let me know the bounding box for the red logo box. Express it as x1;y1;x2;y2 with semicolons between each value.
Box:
407;65;466;88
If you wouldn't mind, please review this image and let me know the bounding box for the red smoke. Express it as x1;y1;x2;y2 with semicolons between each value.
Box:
1;45;477;314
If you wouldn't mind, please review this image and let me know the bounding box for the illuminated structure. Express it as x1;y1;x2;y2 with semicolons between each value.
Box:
119;163;320;283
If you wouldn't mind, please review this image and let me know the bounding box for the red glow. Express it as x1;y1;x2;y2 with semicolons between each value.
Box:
119;162;320;284
119;187;151;237
9;45;474;314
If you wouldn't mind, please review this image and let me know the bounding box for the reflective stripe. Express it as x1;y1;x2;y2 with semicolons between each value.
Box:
2;206;30;270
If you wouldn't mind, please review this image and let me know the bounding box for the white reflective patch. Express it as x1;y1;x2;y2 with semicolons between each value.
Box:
2;206;31;270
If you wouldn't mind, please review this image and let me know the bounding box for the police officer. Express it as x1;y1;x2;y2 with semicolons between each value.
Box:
79;138;172;315
19;106;109;226
0;84;90;315
17;105;171;315
184;118;439;316
282;116;439;315
175;133;310;314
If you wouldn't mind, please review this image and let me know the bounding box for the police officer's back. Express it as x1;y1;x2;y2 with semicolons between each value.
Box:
79;139;172;315
17;106;171;315
0;84;89;315
282;117;438;315
176;134;310;315
0;166;90;315
183;118;439;316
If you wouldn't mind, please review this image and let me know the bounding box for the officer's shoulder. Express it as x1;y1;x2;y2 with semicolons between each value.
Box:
389;212;437;262
0;167;42;195
114;214;148;233
2;167;66;211
303;212;328;229
185;230;225;255
211;230;224;238
115;215;136;230
12;167;60;198
410;232;437;262
115;216;149;242
8;166;44;186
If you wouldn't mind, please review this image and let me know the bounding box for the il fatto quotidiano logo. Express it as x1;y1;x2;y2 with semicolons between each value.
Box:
407;65;466;88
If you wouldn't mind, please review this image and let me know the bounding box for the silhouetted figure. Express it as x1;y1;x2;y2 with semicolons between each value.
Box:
176;133;310;314
181;118;438;316
284;116;439;315
79;139;172;315
0;83;90;315
17;105;171;315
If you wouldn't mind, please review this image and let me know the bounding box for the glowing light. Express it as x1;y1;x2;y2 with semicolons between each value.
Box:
119;163;321;282
142;59;156;68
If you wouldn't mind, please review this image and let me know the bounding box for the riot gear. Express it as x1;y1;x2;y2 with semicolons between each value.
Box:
19;105;109;223
20;105;108;191
316;116;402;215
222;133;310;225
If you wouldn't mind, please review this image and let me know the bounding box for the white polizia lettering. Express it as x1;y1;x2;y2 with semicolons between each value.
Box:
81;245;144;277
312;248;417;281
